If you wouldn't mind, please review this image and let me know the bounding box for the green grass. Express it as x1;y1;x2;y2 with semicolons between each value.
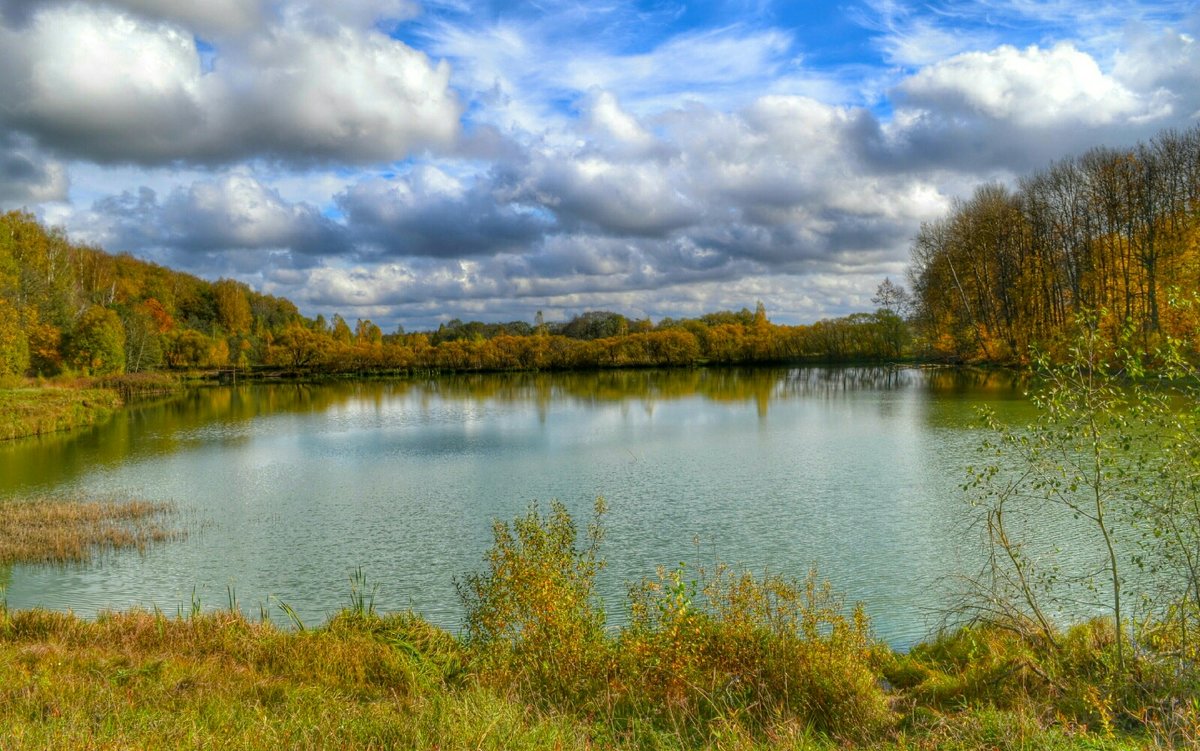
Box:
0;386;122;441
0;607;1168;750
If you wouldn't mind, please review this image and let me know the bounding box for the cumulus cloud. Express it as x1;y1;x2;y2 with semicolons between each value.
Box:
1113;21;1200;119
897;43;1162;127
14;0;1200;330
583;91;661;157
0;3;459;165
3;0;421;35
96;0;268;36
525;156;700;237
82;173;348;275
0;8;208;162
336;168;553;258
282;255;895;332
861;37;1200;175
0;134;68;207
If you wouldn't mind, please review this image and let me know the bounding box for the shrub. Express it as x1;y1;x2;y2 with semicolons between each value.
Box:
456;498;610;707
619;563;894;743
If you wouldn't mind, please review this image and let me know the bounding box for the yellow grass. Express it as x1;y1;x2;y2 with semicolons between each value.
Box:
0;496;182;565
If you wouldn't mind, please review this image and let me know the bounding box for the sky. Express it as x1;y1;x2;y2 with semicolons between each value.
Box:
0;1;1197;331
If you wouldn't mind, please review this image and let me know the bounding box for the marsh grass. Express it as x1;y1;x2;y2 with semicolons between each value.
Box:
92;372;181;401
0;605;1158;751
0;387;123;441
0;496;182;565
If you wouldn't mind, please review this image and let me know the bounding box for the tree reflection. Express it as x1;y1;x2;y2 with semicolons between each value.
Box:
0;367;1027;497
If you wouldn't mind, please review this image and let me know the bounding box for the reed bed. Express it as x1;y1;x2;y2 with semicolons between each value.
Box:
0;496;182;565
92;372;181;401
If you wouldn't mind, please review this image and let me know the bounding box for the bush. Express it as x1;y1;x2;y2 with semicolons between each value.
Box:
456;498;610;707
619;563;894;743
457;501;893;743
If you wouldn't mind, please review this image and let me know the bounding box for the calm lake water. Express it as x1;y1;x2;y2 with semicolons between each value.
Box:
0;367;1036;649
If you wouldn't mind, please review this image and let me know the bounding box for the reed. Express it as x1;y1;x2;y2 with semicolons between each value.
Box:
92;372;181;401
0;496;182;565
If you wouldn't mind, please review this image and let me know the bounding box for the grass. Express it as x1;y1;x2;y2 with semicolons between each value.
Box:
0;607;1165;750
92;372;181;401
0;386;123;441
0;496;182;565
0;500;1193;749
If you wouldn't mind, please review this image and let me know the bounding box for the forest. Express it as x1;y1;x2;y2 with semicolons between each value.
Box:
0;210;909;380
909;124;1200;363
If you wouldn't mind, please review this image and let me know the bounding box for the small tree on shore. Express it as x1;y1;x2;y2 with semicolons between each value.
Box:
963;313;1179;678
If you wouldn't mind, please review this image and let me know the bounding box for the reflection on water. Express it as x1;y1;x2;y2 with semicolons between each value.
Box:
0;366;1033;648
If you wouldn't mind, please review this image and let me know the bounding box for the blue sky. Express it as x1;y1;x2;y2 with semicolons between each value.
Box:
1;0;1197;330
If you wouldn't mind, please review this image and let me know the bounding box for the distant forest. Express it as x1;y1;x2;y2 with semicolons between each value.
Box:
0;211;908;378
909;124;1200;363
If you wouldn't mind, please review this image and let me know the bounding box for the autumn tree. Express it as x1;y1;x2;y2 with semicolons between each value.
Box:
67;305;126;375
331;314;353;345
910;123;1200;361
213;279;253;335
0;298;29;378
871;278;912;318
354;318;383;345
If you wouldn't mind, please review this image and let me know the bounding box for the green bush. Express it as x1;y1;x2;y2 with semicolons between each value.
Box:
620;563;894;743
457;498;610;707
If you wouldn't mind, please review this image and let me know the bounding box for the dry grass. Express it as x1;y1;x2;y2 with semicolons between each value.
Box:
0;496;182;565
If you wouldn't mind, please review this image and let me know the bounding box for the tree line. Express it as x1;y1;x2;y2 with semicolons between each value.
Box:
909;124;1200;362
0;210;911;379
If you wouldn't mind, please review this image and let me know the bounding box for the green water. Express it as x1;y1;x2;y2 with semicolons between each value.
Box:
0;366;1033;648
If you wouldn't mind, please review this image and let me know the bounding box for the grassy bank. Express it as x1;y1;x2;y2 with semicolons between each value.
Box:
0;373;180;441
0;605;1174;749
0;386;122;441
1;501;1194;750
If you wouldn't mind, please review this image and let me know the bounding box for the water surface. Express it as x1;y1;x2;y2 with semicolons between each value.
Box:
0;367;1033;648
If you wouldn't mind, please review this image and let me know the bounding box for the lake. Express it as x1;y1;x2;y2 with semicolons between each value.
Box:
0;366;1034;649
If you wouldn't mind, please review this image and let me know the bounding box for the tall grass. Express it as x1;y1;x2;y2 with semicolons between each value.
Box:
92;372;181;401
456;499;893;745
0;496;181;564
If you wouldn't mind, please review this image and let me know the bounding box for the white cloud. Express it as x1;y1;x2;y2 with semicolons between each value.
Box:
0;3;460;165
898;43;1162;127
559;26;796;108
1113;22;1200;118
99;0;268;36
76;172;348;275
0;7;209;160
224;21;459;162
584;91;658;156
527;155;700;237
11;0;1200;330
